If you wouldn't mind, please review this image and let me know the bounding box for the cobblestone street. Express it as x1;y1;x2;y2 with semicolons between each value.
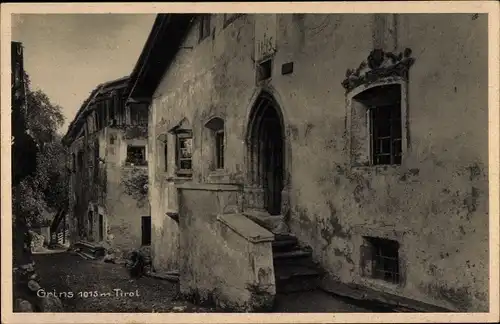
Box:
33;251;375;313
33;252;214;313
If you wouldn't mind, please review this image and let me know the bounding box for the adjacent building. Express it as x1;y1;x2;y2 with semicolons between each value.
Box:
127;13;489;312
62;77;151;254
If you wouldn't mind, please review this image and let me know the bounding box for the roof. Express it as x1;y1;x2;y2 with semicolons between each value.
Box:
127;13;196;101
62;76;129;146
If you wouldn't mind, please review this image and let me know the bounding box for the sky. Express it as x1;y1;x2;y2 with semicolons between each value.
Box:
11;14;156;134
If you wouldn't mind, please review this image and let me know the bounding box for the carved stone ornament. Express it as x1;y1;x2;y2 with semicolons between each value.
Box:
341;48;415;93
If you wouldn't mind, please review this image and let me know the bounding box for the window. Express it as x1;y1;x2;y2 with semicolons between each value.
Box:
215;130;225;169
164;142;168;172
351;83;403;166
257;59;272;82
199;15;211;42
126;145;147;166
98;214;104;241
205;117;225;170
88;211;94;237
175;131;193;175
370;101;402;165
141;216;151;246
223;13;243;28
363;237;400;284
129;105;148;126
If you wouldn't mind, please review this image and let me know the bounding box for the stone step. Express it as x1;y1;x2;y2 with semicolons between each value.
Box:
274;234;297;242
273;249;312;263
276;276;320;293
74;241;106;259
272;238;299;252
274;264;321;281
75;251;97;260
275;264;322;293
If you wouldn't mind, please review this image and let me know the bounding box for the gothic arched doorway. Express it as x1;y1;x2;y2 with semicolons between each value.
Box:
246;92;285;216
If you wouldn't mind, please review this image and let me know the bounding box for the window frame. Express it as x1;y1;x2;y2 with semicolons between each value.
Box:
364;236;401;285
346;78;408;168
368;101;402;166
175;130;193;176
215;129;225;170
125;145;147;166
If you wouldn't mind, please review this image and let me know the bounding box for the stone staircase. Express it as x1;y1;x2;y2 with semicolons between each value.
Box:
73;241;106;260
243;210;323;294
272;233;323;293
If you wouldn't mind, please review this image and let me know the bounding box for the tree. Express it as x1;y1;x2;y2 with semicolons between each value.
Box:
13;72;68;227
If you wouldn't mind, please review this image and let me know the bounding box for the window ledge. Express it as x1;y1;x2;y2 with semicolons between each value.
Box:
165;175;192;183
175;171;193;178
357;276;405;294
350;164;401;174
208;169;229;177
123;164;148;170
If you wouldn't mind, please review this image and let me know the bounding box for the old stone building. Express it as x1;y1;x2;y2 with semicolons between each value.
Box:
127;14;489;312
62;76;151;255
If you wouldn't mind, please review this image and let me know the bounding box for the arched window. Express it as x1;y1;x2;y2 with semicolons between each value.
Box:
205;117;225;170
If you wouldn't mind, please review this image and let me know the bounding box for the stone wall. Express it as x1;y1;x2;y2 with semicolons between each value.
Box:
150;13;489;311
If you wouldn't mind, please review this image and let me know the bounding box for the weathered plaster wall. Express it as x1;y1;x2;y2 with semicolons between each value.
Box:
104;128;149;253
148;14;258;273
150;14;489;311
68;125;149;254
177;184;275;311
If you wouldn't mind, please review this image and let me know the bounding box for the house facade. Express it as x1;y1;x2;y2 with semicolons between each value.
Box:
62;77;151;254
128;14;489;312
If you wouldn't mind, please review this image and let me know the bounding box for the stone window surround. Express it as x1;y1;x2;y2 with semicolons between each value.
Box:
125;144;147;166
351;225;408;291
345;77;409;171
174;130;194;177
122;139;148;168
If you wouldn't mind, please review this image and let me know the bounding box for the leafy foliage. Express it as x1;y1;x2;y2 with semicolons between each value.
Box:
13;72;68;227
121;168;148;207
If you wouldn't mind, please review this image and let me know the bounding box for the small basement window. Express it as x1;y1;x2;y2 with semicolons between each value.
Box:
364;237;400;284
126;145;146;166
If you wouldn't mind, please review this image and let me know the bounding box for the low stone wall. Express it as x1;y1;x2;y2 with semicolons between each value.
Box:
177;183;276;312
